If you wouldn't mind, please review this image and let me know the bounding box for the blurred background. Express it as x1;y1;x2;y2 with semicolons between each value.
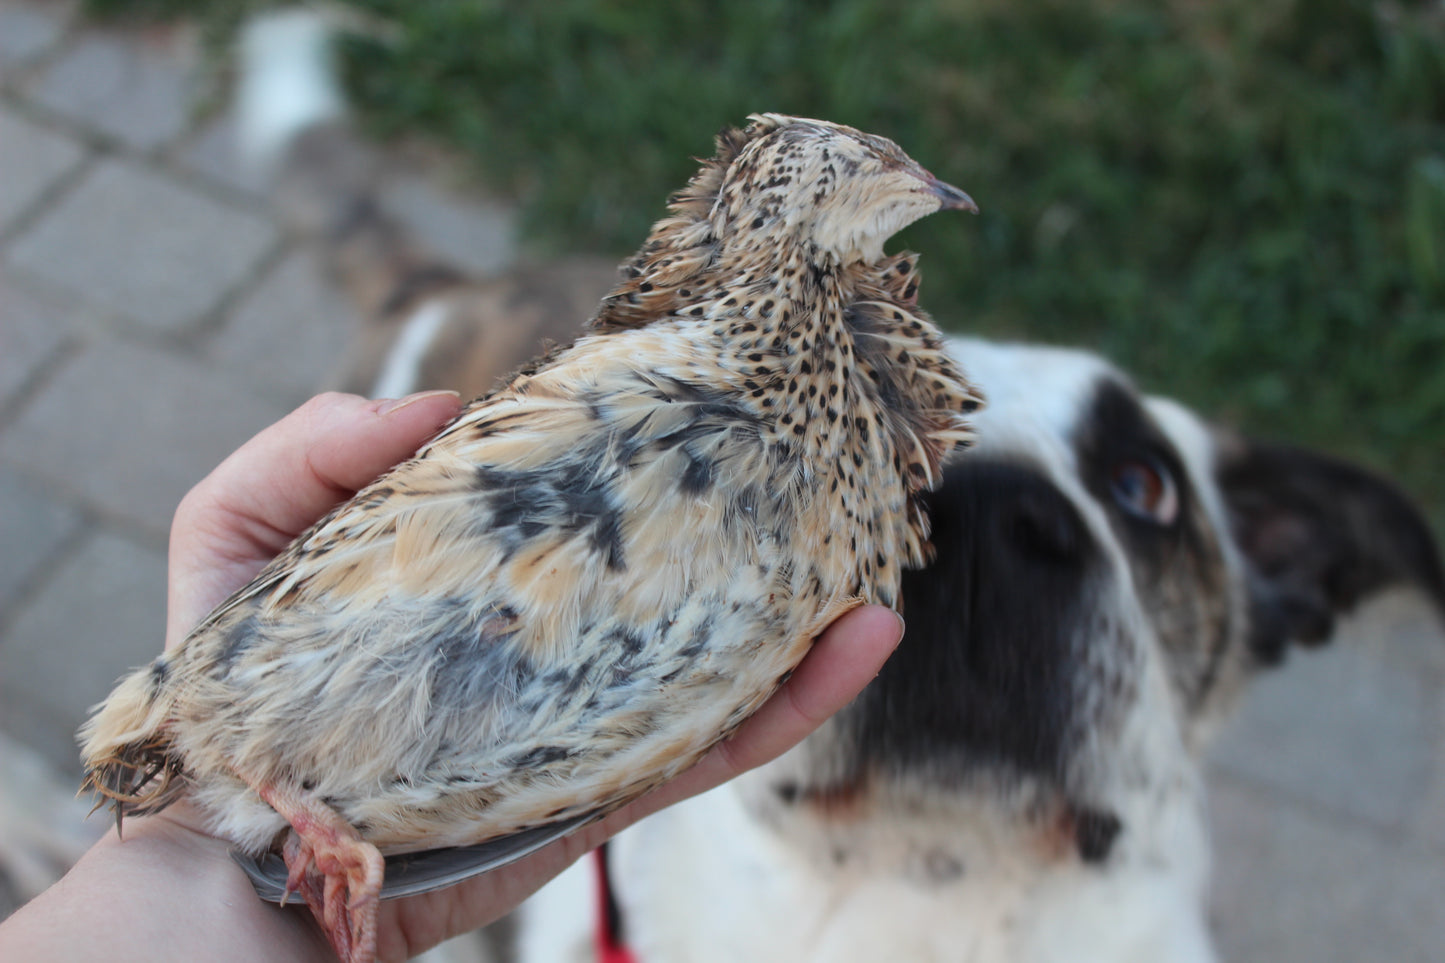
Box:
0;0;1442;959
97;0;1445;529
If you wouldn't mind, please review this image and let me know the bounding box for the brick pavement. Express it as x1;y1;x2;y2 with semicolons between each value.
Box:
0;3;1440;958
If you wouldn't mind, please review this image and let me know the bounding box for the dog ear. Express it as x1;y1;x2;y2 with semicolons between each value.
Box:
1215;435;1444;665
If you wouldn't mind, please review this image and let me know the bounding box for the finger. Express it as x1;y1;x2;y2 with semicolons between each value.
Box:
624;604;904;818
166;391;461;643
381;606;904;955
184;390;463;549
490;606;902;856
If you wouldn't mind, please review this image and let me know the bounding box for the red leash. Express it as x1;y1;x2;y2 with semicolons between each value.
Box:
593;844;641;963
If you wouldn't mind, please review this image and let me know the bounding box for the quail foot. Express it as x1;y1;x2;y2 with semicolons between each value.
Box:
81;113;982;963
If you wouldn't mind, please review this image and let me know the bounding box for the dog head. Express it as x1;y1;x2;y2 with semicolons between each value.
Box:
748;336;1444;877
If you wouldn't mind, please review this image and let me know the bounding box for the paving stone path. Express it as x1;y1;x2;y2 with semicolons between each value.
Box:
0;3;1440;957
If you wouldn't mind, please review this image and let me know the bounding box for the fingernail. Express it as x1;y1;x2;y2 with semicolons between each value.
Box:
376;390;461;416
889;609;905;645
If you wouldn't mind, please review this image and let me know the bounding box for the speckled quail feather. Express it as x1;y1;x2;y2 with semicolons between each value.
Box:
80;113;981;963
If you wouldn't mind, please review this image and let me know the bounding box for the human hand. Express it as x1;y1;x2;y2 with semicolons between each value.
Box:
3;391;902;962
162;390;469;651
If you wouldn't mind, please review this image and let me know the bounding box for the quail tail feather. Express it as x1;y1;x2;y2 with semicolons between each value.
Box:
78;662;184;825
233;812;597;903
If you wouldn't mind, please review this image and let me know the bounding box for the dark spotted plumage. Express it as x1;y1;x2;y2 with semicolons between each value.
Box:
79;113;981;963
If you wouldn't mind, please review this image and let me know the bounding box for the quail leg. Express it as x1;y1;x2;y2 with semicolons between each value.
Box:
255;782;384;963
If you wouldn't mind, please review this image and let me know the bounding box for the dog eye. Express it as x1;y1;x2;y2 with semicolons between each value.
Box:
1109;457;1179;525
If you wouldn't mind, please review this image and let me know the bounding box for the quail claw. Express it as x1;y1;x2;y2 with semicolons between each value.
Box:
256;781;384;963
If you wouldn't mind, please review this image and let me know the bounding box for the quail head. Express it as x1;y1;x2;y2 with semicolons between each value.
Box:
80;113;983;963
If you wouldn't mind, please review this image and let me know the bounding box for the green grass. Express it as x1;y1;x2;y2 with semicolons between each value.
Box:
91;0;1445;528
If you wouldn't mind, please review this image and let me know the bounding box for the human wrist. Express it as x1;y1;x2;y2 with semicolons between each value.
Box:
0;799;330;962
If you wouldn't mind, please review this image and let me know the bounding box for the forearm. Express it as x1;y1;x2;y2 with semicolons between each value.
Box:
0;809;330;963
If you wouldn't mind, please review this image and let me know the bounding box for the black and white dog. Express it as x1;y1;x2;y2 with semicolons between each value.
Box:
513;337;1442;963
241;14;1444;961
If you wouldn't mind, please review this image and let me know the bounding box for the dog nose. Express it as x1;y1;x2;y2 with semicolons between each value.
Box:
994;477;1088;565
930;459;1091;571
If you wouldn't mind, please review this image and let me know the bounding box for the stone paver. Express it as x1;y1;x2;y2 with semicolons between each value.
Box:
1410;692;1445;850
0;730;101;915
0;530;166;775
0;337;289;535
0;270;73;409
1210;776;1445;963
0;465;82;617
1207;612;1441;831
208;250;358;404
22;26;195;151
0;1;71;80
381;172;517;276
173;107;271;199
7;158;277;333
0;106;87;233
1369;589;1445;677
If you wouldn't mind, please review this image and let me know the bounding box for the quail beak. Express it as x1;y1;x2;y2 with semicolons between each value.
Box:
927;176;978;214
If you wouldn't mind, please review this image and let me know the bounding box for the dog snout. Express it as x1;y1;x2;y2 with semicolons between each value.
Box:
993;477;1089;566
844;461;1096;780
945;460;1093;587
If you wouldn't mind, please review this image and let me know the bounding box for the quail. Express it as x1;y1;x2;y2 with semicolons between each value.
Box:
81;113;982;963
